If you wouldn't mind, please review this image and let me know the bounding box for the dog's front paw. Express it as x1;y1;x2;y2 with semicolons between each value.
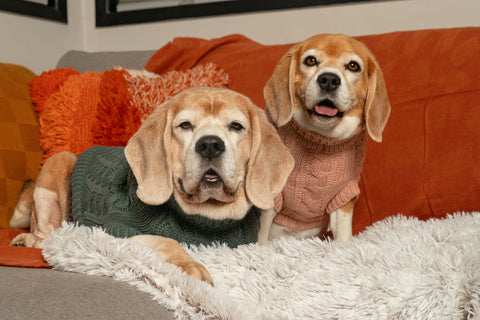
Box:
177;261;213;286
10;233;43;248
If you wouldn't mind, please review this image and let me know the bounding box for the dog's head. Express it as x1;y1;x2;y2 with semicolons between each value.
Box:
264;34;391;142
125;87;294;220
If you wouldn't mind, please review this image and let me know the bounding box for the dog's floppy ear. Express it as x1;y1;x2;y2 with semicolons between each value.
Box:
246;106;294;210
364;55;391;142
264;44;301;126
124;100;173;205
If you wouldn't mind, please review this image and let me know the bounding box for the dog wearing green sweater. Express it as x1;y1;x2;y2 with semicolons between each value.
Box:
10;88;294;284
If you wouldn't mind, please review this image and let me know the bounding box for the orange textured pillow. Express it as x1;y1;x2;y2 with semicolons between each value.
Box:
33;71;103;158
30;63;229;160
0;63;42;229
29;68;79;114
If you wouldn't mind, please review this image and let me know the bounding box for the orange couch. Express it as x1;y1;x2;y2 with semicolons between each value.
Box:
1;27;479;263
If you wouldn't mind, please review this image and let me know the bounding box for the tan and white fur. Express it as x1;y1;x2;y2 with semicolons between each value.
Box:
261;34;391;243
10;87;294;284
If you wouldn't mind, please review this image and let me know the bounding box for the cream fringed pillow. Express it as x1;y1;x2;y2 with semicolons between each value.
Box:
29;63;229;161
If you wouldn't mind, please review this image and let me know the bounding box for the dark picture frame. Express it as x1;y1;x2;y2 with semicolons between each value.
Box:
96;0;381;27
0;0;67;23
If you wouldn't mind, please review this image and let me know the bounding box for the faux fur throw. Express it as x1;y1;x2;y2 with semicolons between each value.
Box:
41;213;480;320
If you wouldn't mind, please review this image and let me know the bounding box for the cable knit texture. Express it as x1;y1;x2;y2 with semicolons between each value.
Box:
273;120;367;231
71;146;259;248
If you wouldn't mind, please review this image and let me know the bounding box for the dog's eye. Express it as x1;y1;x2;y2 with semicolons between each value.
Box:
304;56;318;67
345;61;361;72
178;121;193;130
228;122;244;132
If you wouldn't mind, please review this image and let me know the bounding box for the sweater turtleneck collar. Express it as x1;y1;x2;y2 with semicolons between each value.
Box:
278;119;366;153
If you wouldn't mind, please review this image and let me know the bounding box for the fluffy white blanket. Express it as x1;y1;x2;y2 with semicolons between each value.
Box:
41;213;480;320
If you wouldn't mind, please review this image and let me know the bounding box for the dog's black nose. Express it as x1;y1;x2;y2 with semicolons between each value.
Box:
317;73;341;92
195;135;225;160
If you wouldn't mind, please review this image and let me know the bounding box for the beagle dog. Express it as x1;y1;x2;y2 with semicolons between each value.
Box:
260;34;390;243
10;87;294;284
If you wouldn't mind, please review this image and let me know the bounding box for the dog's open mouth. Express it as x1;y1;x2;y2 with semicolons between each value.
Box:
177;168;223;194
311;99;344;118
203;168;221;184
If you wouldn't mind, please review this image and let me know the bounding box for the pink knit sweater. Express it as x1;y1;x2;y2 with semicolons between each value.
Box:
273;120;367;230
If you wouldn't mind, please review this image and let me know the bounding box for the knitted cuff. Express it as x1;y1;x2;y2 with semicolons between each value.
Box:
326;181;360;214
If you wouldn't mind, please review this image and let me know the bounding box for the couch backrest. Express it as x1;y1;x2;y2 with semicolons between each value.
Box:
56;50;157;73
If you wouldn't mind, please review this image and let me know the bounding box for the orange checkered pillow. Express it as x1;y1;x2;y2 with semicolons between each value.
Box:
0;63;42;229
29;64;229;161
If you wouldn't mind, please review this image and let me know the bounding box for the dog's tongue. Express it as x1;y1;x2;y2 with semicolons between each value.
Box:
315;105;338;117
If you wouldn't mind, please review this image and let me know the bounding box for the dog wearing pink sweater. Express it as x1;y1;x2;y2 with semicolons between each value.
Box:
258;34;391;244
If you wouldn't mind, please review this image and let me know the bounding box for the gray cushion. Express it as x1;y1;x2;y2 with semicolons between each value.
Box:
56;50;157;72
0;266;175;320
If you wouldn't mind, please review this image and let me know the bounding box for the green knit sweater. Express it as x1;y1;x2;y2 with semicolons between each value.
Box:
71;146;260;248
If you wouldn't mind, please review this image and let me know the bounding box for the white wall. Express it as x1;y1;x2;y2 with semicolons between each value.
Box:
1;0;479;74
